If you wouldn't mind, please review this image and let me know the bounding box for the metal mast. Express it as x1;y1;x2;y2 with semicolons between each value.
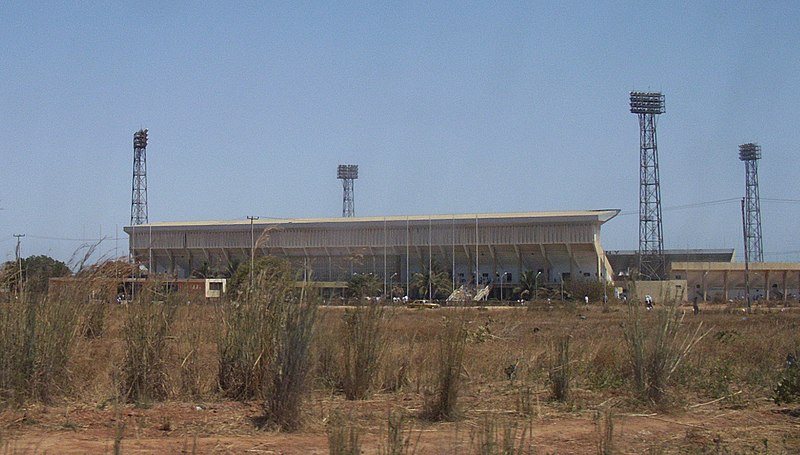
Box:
337;164;358;217
630;91;666;280
130;129;149;226
739;143;763;262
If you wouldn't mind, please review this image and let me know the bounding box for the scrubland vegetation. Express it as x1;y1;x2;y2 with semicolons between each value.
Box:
1;259;799;453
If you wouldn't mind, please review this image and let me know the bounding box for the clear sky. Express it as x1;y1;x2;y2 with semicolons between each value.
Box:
1;1;799;266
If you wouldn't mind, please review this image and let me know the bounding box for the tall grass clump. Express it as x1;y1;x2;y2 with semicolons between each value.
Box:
379;409;419;455
327;412;362;455
623;303;708;407
264;286;318;431
219;256;318;431
217;296;271;400
71;260;134;337
549;336;572;402
118;288;177;404
313;316;345;390
470;416;534;455
177;307;206;399
423;312;467;421
0;283;84;405
0;296;83;405
217;257;295;400
342;301;388;400
595;409;614;455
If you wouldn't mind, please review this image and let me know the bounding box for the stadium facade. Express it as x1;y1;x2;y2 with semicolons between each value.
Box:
124;210;619;296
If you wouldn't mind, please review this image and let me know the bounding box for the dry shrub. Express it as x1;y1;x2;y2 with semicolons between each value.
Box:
217;257;295;400
595;409;614;455
217;296;270;400
586;342;625;390
379;339;411;393
118;291;177;404
623;304;708;407
312;313;344;390
422;311;467;421
549;336;571;402
470;416;534;455
220;256;318;431
0;289;85;406
327;412;362;455
0;260;138;406
176;307;207;400
342;302;389;400
379;409;419;455
264;289;318;431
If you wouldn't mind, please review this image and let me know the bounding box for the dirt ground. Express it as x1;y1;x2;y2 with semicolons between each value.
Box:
2;392;799;453
2;304;800;454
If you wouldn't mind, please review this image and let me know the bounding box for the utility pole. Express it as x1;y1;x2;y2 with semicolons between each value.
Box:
13;234;25;297
247;216;259;291
741;198;751;312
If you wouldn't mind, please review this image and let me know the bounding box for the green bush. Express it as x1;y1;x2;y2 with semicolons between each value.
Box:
774;361;800;405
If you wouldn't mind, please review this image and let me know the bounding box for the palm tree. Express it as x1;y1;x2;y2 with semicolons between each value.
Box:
410;261;452;300
514;270;540;300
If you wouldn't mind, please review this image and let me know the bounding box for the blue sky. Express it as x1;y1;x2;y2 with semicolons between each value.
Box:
1;1;799;266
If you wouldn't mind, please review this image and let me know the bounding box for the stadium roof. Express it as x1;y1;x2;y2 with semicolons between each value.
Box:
129;209;621;230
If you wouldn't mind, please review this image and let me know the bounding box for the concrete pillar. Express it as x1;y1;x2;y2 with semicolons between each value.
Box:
765;270;771;301
723;270;729;301
781;270;787;302
702;272;708;302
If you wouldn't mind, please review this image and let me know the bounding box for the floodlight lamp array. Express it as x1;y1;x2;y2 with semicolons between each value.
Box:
629;91;665;114
134;129;148;149
738;143;761;161
337;164;358;179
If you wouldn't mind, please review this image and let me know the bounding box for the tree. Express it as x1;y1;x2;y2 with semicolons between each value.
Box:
346;273;382;300
513;270;540;300
1;255;71;294
410;261;452;300
227;256;295;297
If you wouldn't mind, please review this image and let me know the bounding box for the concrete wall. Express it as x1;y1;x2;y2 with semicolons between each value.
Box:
628;280;688;304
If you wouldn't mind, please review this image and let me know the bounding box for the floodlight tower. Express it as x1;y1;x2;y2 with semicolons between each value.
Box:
739;143;763;262
130;129;149;226
337;164;358;217
630;91;666;280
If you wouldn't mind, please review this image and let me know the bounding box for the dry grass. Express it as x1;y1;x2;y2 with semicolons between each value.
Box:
342;302;389;400
2;273;800;452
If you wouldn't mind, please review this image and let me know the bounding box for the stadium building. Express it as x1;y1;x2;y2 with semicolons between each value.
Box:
124;210;620;298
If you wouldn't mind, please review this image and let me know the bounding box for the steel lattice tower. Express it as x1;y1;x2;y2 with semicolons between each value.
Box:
739;143;763;262
130;129;149;225
337;164;358;217
630;91;666;280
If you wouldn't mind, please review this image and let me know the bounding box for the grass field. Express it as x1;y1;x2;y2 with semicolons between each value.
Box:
1;291;799;453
